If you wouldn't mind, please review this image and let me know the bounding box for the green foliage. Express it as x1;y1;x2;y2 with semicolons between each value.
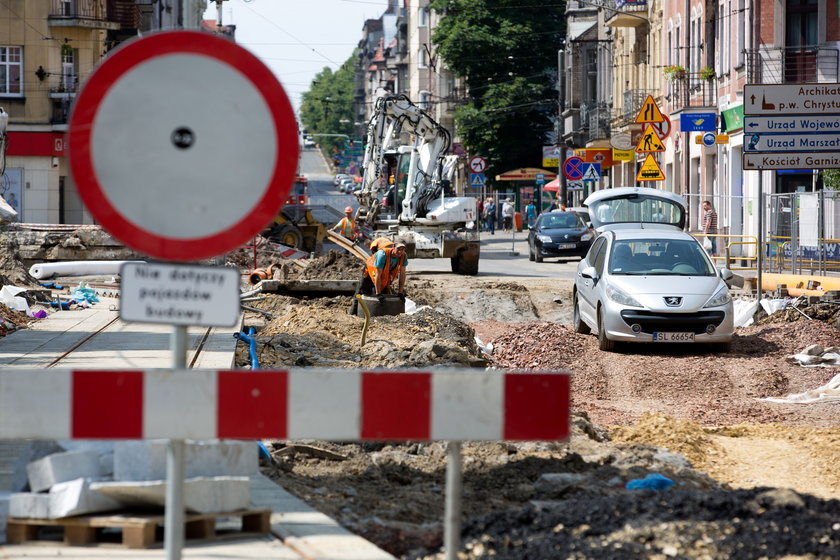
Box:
299;52;357;155
822;169;840;191
431;0;564;180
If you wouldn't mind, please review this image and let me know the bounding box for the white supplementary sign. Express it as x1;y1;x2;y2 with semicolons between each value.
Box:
745;133;840;152
120;262;240;327
742;151;840;170
744;84;840;115
68;30;299;262
744;114;840;134
469;156;487;173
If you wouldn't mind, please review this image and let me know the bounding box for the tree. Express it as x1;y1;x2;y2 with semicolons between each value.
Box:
299;53;357;155
822;170;840;191
431;0;565;180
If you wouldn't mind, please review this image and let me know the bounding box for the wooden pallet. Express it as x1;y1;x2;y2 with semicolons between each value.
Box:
6;508;271;548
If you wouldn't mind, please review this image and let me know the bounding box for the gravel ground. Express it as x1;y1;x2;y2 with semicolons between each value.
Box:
236;254;840;559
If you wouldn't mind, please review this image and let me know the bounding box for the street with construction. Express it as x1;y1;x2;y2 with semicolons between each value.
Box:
2;3;840;559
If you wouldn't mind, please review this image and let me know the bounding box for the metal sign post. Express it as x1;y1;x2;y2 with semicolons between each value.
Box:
444;441;463;560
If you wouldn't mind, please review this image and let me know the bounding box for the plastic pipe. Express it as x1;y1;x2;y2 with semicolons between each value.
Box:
29;260;146;280
234;327;259;369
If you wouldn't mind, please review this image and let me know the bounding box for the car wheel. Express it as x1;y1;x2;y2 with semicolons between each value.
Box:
573;292;590;334
528;243;535;262
535;249;544;263
597;306;615;351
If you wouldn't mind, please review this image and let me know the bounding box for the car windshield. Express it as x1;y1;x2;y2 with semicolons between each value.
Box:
590;196;681;226
608;238;716;276
541;213;584;229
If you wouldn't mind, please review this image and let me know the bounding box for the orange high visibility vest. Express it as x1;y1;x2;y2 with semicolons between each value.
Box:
364;246;402;289
337;217;357;239
369;237;394;253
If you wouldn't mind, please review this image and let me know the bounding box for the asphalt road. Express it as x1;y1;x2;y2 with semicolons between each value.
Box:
300;146;581;279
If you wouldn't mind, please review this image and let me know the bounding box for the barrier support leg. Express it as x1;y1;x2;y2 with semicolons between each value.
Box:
444;441;463;560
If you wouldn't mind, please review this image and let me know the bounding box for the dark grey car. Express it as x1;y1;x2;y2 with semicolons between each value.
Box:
527;211;595;262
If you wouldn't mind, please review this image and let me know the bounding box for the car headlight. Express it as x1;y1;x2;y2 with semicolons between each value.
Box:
703;286;732;308
536;234;553;243
581;232;594;242
606;284;642;307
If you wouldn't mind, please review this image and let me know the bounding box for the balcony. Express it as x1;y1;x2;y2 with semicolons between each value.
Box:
745;46;839;84
581;102;611;143
619;88;656;125
667;77;716;112
604;0;648;28
48;0;120;30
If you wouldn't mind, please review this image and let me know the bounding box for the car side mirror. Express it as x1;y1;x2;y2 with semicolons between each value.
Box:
580;266;598;281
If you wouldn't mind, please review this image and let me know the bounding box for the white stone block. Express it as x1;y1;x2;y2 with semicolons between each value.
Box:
91;476;251;514
1;491;12;517
9;493;51;519
26;450;102;493
113;440;257;482
49;478;122;519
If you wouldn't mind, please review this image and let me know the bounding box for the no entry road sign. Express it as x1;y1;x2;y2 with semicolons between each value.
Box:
69;30;299;261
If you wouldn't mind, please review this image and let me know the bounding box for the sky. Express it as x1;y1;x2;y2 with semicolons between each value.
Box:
203;0;385;114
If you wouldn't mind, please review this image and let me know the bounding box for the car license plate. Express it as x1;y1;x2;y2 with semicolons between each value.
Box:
652;332;695;342
556;243;576;249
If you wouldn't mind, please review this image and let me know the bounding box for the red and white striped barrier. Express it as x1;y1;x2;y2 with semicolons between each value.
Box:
0;369;569;442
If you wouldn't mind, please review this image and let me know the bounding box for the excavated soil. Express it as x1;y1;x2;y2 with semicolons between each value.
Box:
237;251;840;559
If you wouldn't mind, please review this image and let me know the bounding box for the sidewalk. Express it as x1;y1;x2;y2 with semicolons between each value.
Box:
0;301;394;559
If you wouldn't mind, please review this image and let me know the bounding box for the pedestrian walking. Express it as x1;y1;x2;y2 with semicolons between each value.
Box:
501;198;514;232
483;197;496;234
525;199;537;229
702;200;718;255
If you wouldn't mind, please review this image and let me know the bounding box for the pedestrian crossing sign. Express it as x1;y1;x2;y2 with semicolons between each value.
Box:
635;154;665;182
581;163;601;181
470;173;486;187
635;124;665;153
635;94;664;124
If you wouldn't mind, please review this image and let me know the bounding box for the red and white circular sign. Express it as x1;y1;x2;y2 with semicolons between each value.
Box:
469;156;487;173
69;31;299;261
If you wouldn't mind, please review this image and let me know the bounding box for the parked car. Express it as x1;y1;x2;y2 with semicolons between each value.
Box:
564;206;590;225
573;187;737;352
339;178;355;193
527;211;595;262
334;173;350;187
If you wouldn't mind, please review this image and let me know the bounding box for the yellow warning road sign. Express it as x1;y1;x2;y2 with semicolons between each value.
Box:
636;154;665;182
635;94;665;124
636;124;665;153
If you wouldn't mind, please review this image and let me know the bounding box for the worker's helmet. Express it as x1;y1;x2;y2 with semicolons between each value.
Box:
369;237;394;252
345;206;353;213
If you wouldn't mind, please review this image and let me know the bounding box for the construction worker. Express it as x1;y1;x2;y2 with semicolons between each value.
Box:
349;241;408;314
331;206;358;241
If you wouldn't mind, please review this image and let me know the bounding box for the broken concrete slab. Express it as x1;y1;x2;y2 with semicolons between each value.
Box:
113;440;257;482
91;476;251;514
9;492;50;519
11;441;64;492
26;450;102;493
49;478;122;518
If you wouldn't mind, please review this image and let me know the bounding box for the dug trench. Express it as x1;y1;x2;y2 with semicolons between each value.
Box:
238;250;840;559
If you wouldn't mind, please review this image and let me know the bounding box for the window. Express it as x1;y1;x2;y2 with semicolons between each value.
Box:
0;46;22;96
418;48;427;69
62;48;77;92
419;90;431;110
419;6;429;27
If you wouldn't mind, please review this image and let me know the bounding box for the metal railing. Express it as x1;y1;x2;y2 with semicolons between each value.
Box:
604;0;648;24
49;0;107;20
621;89;656;123
667;77;716;111
745;45;840;84
581;102;611;143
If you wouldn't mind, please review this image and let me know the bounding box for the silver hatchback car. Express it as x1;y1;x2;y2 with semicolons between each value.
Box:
573;187;737;352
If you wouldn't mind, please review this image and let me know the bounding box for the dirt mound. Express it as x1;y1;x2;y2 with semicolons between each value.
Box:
238;296;486;369
755;301;840;329
0;237;39;287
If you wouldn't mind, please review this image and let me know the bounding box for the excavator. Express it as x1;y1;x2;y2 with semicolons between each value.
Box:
354;93;480;275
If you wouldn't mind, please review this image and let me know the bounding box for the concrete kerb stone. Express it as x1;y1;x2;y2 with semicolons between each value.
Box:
9;492;50;519
26;450;102;493
113;440;258;482
91;476;251;514
49;478;122;518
